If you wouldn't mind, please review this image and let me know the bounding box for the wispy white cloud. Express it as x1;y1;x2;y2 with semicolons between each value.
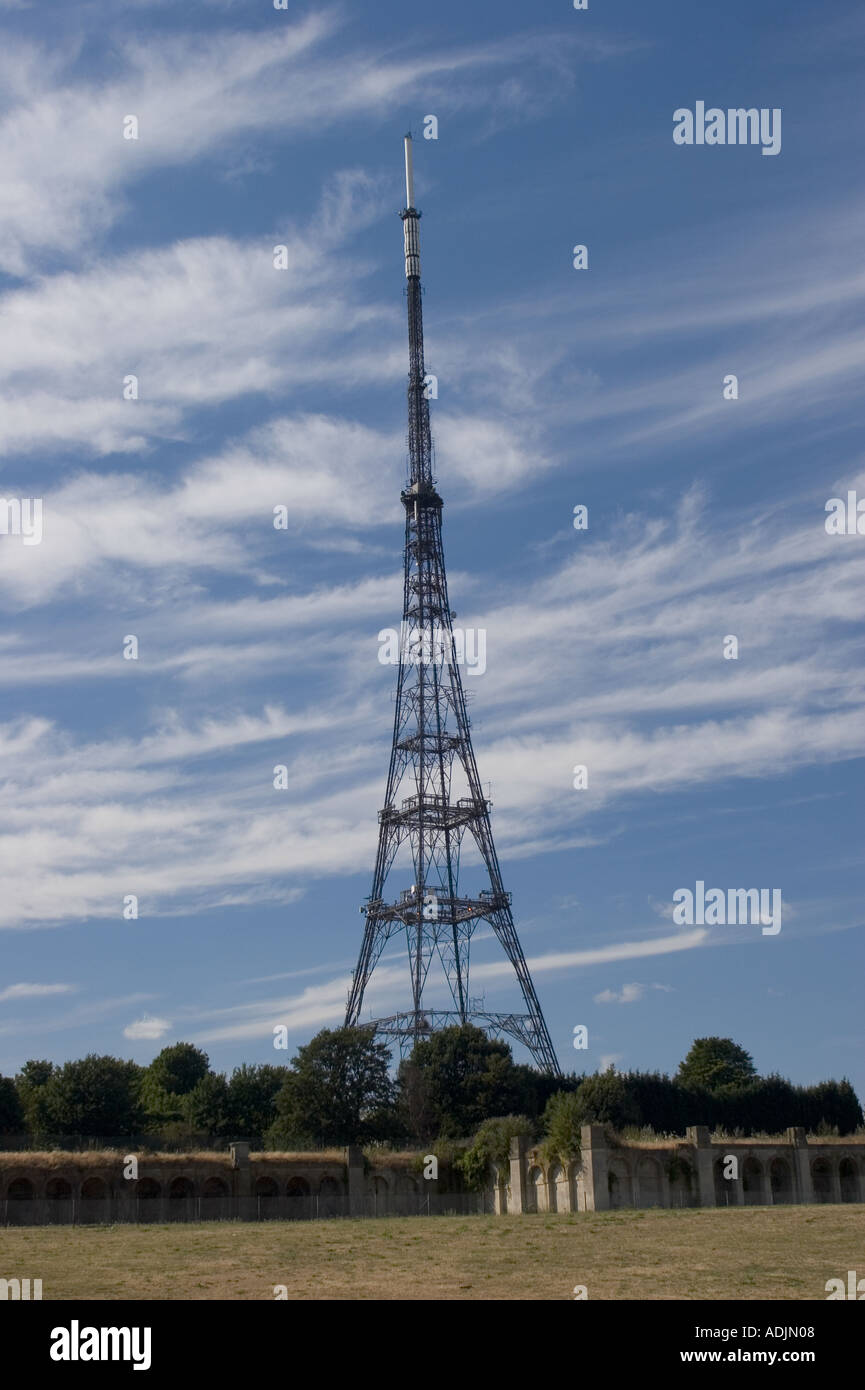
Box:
593;982;673;1005
0;18;608;275
0;981;76;1002
123;1014;172;1040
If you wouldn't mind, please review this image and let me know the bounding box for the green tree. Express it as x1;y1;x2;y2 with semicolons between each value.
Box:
42;1055;144;1137
0;1075;24;1135
399;1026;528;1139
541;1089;583;1164
147;1043;210;1096
225;1064;290;1137
676;1038;757;1093
140;1043;212;1126
14;1059;55;1137
572;1068;640;1131
458;1115;534;1189
268;1028;396;1147
182;1073;230;1135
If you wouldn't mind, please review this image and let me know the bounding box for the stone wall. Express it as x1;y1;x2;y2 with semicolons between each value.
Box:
6;1126;862;1223
0;1143;436;1222
499;1125;865;1213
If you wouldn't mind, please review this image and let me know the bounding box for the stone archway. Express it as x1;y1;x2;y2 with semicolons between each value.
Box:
80;1175;108;1224
535;1165;552;1212
255;1175;278;1217
319;1175;342;1217
135;1177;161;1222
636;1157;663;1208
7;1177;34;1200
202;1175;229;1219
608;1157;631;1209
285;1176;310;1219
839;1158;859;1203
742;1157;763;1206
525;1166;543;1213
168;1175;194;1220
45;1177;72;1225
548;1163;568;1213
769;1157;794;1204
811;1159;832;1203
668;1157;694;1208
4;1175;36;1227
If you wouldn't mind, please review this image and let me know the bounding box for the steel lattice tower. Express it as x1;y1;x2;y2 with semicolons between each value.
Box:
344;136;560;1075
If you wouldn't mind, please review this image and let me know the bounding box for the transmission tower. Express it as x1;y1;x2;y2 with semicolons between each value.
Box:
344;135;560;1075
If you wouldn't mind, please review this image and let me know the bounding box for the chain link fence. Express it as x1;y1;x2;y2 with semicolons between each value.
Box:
2;1190;494;1226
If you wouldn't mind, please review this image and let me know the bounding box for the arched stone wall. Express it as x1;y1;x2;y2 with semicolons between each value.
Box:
549;1163;570;1213
769;1157;793;1204
319;1175;342;1216
668;1158;695;1208
839;1157;860;1203
525;1166;542;1213
635;1157;663;1208
608;1157;631;1209
742;1157;764;1206
811;1159;832;1203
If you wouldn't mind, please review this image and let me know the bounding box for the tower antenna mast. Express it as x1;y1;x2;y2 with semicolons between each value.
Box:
344;136;560;1074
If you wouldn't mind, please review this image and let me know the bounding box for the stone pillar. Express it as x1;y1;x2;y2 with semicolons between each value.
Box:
535;1156;550;1213
345;1145;365;1218
507;1136;527;1214
580;1125;609;1212
557;1164;573;1214
787;1128;813;1205
685;1126;716;1208
830;1157;843;1205
230;1141;252;1200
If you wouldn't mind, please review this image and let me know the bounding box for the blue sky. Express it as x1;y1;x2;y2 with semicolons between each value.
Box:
0;0;863;1103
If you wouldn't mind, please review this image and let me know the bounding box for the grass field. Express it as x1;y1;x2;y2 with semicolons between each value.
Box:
3;1204;863;1300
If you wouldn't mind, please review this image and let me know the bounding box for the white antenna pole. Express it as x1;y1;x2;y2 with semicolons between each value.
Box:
404;132;415;209
401;134;421;278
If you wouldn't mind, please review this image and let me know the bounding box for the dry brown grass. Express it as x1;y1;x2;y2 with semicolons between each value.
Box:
251;1150;345;1164
0;1149;385;1170
2;1205;862;1300
0;1151;234;1170
613;1132;865;1148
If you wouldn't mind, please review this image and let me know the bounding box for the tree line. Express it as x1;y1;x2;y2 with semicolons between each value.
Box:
0;1029;860;1150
